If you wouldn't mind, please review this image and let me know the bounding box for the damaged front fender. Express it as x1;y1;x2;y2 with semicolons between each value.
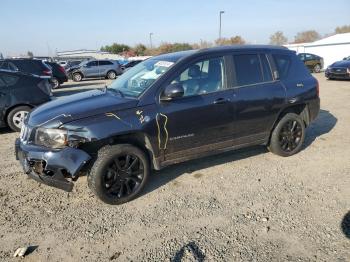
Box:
15;139;91;192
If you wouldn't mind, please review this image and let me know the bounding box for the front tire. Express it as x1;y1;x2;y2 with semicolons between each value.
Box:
7;106;31;132
88;144;150;205
268;113;305;157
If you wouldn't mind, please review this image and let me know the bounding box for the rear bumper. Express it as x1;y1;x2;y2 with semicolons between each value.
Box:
59;75;68;83
15;139;91;192
309;97;320;123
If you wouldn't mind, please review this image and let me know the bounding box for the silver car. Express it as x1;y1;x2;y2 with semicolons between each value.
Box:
70;60;123;82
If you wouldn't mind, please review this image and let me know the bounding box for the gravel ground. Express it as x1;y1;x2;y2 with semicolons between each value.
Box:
0;75;349;261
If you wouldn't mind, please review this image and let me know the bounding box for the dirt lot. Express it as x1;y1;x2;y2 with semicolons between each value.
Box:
0;75;349;261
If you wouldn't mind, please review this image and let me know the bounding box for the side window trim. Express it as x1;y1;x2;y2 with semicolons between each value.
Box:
259;53;274;82
266;53;280;81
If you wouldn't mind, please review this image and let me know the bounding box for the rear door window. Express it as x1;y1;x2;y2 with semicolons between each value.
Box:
0;75;6;88
233;54;263;86
2;74;19;86
0;62;9;70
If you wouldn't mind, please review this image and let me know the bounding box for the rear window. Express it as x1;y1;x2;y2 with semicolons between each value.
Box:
12;60;44;74
273;53;310;80
272;54;291;80
233;54;263;86
99;61;113;66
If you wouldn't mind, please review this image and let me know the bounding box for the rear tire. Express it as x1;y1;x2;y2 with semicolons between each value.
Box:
107;70;117;80
88;144;150;205
7;106;31;132
268;113;305;157
51;77;60;89
72;72;83;82
313;64;321;73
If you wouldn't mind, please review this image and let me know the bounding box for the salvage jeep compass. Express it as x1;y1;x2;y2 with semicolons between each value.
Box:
16;46;320;205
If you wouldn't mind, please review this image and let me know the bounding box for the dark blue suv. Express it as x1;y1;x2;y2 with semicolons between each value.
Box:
15;45;320;205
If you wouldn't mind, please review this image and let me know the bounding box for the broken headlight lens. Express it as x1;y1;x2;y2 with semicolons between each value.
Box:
35;128;68;149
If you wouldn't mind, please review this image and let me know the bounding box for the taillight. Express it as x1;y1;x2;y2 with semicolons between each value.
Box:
58;66;66;73
316;79;319;97
43;69;52;76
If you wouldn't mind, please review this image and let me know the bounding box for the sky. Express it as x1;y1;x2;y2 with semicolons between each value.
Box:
1;0;349;56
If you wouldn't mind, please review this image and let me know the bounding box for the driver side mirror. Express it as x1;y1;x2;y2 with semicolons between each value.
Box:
160;83;184;101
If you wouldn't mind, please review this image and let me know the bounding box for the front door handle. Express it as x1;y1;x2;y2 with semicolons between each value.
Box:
213;98;230;104
296;83;304;88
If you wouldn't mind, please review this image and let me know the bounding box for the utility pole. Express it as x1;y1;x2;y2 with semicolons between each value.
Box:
219;11;225;40
149;33;154;49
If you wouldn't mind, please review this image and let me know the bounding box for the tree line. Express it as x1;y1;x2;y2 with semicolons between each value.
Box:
101;25;350;56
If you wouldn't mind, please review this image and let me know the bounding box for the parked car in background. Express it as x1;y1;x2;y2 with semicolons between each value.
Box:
44;61;68;89
57;61;68;67
121;60;143;72
67;59;123;82
297;53;324;73
15;45;320;204
0;70;52;131
0;58;52;78
325;56;350;80
64;60;82;70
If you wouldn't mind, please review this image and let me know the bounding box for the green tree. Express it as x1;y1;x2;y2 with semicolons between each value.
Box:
335;25;350;34
133;44;147;56
294;30;320;43
215;36;246;46
157;42;193;54
101;43;130;54
269;31;288;45
192;40;213;49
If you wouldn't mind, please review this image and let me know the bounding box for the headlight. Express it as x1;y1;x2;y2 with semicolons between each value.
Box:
35;128;68;149
347;68;350;74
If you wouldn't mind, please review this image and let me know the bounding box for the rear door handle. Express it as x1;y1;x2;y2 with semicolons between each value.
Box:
213;98;230;104
0;92;5;97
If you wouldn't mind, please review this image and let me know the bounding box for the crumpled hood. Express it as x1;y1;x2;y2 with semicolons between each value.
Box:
330;60;350;68
28;89;138;128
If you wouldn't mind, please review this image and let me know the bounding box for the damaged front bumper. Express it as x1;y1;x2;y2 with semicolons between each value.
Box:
15;138;91;192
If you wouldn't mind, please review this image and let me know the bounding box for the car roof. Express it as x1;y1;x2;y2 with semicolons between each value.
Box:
0;68;36;77
152;45;290;62
1;58;45;64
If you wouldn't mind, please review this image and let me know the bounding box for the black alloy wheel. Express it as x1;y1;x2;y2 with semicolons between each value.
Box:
88;144;150;205
102;154;144;199
268;113;305;157
278;119;303;152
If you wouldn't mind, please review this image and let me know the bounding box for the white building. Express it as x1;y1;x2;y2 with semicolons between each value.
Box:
285;33;350;69
56;49;125;60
